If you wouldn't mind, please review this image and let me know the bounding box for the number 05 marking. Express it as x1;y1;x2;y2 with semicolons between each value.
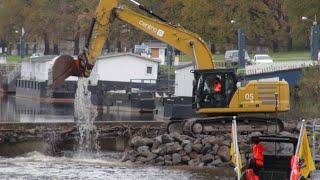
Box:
245;93;254;101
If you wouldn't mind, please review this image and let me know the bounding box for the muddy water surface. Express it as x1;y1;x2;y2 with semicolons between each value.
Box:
0;151;233;180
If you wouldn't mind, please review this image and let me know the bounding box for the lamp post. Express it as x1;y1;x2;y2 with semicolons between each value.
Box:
14;28;25;59
302;15;319;62
231;20;246;68
20;27;25;59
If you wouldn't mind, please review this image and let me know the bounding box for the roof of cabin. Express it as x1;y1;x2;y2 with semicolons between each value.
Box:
97;53;160;63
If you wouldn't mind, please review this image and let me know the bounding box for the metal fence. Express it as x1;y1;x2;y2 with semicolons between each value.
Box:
246;61;317;75
0;63;21;84
307;121;320;162
213;60;317;75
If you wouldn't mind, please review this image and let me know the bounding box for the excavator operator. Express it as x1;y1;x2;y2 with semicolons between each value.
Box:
213;76;222;93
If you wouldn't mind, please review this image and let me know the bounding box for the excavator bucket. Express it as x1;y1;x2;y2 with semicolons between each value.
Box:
48;55;77;90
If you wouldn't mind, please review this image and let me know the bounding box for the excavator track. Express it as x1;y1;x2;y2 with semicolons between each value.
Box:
167;115;284;136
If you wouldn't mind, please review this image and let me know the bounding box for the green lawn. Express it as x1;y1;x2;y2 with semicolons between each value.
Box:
0;55;21;63
268;51;310;61
7;55;21;63
178;51;311;62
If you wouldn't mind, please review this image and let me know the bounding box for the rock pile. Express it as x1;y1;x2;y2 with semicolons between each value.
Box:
122;133;250;167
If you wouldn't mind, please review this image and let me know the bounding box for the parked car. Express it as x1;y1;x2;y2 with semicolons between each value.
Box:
30;53;43;58
253;54;273;64
224;50;251;65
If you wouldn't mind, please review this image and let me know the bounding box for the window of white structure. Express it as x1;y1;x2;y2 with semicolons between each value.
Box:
147;66;152;74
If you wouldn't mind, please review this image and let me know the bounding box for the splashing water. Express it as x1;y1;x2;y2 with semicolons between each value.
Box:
74;78;100;154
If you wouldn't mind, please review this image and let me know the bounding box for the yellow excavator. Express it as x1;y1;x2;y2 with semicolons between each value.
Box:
50;0;290;134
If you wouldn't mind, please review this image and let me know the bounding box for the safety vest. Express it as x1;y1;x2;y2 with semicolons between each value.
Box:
214;82;222;92
253;144;265;167
246;169;259;180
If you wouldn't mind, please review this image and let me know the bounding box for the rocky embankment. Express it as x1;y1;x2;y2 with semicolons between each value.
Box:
121;120;308;167
121;132;259;167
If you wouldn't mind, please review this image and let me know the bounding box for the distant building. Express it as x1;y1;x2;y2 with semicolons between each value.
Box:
174;63;194;97
92;53;159;84
135;41;167;65
20;56;76;82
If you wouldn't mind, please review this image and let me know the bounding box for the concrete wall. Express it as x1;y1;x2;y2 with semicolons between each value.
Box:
21;61;32;80
174;65;194;97
95;55;158;83
34;61;51;81
21;60;51;81
21;56;77;82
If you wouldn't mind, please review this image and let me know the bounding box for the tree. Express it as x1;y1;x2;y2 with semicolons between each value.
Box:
285;0;320;50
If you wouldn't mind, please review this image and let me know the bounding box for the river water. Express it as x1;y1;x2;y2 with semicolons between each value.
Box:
0;151;221;180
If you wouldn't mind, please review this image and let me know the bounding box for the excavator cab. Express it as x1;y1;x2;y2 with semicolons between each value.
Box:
193;69;237;110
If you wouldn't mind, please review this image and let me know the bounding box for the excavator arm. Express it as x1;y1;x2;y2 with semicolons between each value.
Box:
49;0;213;89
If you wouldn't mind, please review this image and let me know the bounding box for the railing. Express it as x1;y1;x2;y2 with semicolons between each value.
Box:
130;79;157;84
307;121;320;162
245;61;317;75
0;63;21;84
129;79;158;91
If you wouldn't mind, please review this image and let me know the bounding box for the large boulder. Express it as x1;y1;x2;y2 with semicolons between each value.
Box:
137;146;150;157
131;136;153;147
208;156;223;167
155;156;165;165
189;152;202;159
221;139;231;147
212;144;219;155
164;155;172;166
155;135;163;144
146;152;157;162
172;153;182;165
201;154;214;164
217;145;230;162
188;158;201;166
184;143;192;153
202;143;212;154
192;143;203;153
181;140;191;147
162;134;174;144
181;155;191;163
136;156;148;163
121;150;137;162
171;133;192;143
152;136;163;149
166;142;182;154
151;145;167;155
203;136;224;145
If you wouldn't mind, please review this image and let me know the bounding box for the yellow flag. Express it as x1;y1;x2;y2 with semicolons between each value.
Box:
230;142;242;177
298;128;316;178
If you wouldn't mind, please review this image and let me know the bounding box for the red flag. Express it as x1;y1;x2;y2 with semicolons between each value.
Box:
290;155;300;180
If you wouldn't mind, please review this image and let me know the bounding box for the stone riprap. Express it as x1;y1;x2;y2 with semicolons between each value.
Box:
121;125;302;167
122;132;255;167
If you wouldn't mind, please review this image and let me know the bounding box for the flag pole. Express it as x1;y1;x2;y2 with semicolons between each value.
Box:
295;120;305;157
233;116;241;180
290;119;305;180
